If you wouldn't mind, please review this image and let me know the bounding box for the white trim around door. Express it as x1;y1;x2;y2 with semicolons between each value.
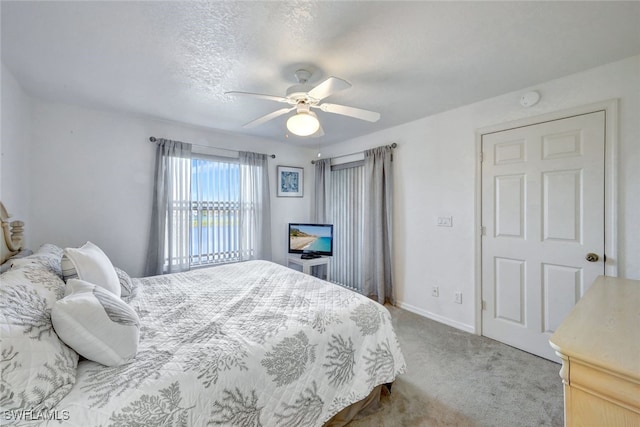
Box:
473;99;618;335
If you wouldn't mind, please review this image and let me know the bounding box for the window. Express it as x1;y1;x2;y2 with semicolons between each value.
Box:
315;145;394;302
190;156;242;266
164;155;243;270
147;139;271;276
154;146;270;275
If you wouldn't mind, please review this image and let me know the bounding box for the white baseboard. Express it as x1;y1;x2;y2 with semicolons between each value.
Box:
396;301;475;334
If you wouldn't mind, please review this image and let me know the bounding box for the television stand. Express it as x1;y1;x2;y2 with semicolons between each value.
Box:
287;254;331;280
301;253;321;260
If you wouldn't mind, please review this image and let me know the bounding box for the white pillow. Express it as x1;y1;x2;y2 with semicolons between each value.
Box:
61;253;78;281
63;241;121;297
52;279;140;366
62;257;134;297
0;263;79;413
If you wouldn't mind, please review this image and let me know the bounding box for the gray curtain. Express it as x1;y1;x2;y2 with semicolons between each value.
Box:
239;151;272;261
362;146;394;304
313;159;332;223
144;139;192;276
313;158;332;280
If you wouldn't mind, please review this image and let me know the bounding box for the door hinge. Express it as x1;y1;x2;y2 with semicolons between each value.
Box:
481;226;486;236
480;152;484;162
482;300;487;310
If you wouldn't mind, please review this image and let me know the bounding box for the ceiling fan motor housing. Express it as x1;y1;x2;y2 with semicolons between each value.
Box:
295;103;311;114
286;84;314;100
286;69;317;102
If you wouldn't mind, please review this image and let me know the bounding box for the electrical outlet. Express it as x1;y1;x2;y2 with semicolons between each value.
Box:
454;292;463;304
432;286;439;297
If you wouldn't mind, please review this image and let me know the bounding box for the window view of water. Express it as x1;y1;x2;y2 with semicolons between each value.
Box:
190;158;241;265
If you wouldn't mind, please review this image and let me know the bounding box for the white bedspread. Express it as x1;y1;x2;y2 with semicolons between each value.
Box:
45;260;406;426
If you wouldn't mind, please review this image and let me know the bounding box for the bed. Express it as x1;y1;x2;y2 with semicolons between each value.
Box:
1;243;406;426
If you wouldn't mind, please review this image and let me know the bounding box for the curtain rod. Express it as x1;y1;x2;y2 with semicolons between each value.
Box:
149;136;276;159
310;142;397;164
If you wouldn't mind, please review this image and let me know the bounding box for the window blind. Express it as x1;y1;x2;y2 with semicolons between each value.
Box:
329;164;364;291
190;156;241;266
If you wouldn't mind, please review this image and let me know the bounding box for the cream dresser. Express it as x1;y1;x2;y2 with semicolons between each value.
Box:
549;276;640;427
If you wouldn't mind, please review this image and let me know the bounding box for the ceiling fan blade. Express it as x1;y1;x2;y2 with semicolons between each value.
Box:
319;103;381;122
308;77;351;101
243;107;295;128
225;91;289;103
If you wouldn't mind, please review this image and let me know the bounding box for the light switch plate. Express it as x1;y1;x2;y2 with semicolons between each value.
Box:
437;216;453;227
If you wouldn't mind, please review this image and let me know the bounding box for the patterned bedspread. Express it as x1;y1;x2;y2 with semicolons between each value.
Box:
46;260;406;426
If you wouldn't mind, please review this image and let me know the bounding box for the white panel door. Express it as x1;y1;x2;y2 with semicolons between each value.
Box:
481;111;605;361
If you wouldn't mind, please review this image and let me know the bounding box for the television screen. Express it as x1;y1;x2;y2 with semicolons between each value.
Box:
288;223;333;257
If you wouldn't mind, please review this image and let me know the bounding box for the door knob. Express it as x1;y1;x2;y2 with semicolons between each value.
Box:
585;253;599;262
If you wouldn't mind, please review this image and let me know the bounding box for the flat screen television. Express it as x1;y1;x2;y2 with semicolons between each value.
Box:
288;223;334;257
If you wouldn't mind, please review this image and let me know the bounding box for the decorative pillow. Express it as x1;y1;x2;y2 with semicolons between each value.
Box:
0;263;79;413
63;257;133;298
63;241;121;297
115;266;135;297
52;279;140;367
10;243;64;278
61;253;78;281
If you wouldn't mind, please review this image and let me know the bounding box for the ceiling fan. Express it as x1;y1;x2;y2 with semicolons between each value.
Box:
225;69;381;137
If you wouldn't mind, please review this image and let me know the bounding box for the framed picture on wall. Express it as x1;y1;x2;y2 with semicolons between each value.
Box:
277;166;304;197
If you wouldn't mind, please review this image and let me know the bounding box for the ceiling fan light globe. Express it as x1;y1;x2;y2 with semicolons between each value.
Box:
287;112;320;136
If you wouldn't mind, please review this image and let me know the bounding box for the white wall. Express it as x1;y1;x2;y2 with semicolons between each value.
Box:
319;55;640;332
27;100;314;276
1;63;33;246
4;55;638;333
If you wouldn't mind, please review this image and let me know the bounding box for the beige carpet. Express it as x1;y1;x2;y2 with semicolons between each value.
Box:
349;306;564;427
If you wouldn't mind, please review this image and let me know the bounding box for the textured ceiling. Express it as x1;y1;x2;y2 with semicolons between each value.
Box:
2;1;639;146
